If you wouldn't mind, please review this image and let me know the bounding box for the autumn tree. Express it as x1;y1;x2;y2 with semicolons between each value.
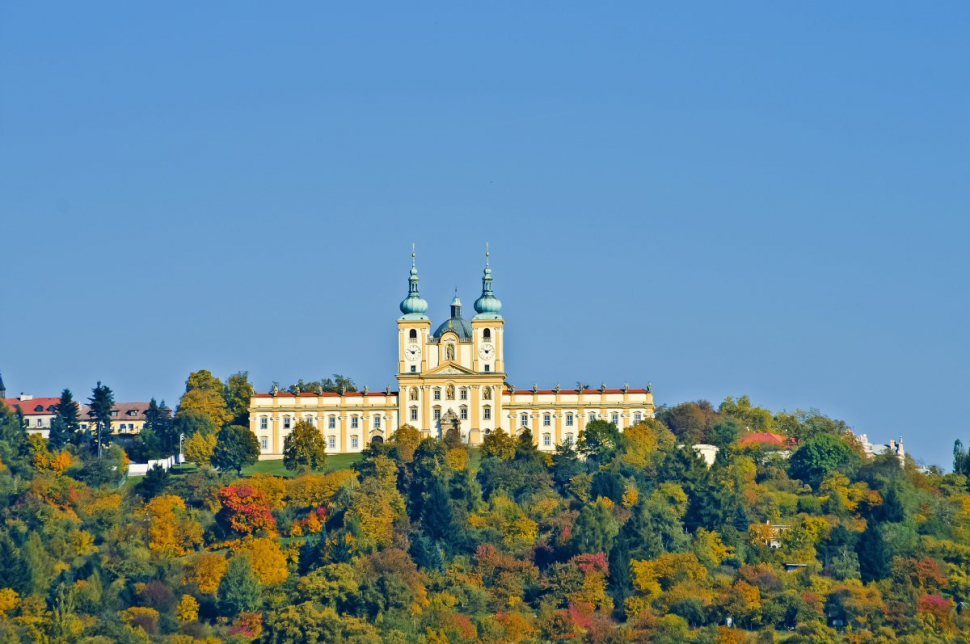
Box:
177;369;231;428
225;371;253;427
283;419;328;473
184;431;217;466
211;425;260;474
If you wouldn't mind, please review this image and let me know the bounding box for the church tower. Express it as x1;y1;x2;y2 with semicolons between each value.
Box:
397;245;431;376
471;244;504;374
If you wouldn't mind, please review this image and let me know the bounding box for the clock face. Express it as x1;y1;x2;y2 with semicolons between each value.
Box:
405;346;421;361
479;344;494;360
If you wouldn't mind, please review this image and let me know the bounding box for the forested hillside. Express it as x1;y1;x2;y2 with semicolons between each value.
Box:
1;392;969;643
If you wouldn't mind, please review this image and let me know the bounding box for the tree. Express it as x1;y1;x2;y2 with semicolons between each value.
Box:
211;425;260;474
283;419;327;473
657;401;715;445
47;389;79;450
389;424;422;463
577;420;622;466
225;371;253;427
184;431;217;466
572;498;619;555
87;381;115;457
173;408;217;442
143;399;176;456
481;428;516;460
177;369;231;428
217;553;261;617
789;433;860;489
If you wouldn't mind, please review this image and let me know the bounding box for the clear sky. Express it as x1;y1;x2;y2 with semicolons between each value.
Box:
1;3;967;468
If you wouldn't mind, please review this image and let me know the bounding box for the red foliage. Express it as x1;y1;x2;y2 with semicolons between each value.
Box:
917;593;952;623
568;601;596;630
217;485;276;536
572;552;609;576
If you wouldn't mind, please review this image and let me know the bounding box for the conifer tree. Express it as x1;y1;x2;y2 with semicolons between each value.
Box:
87;382;115;457
143;398;176;456
217;554;261;616
48;389;79;450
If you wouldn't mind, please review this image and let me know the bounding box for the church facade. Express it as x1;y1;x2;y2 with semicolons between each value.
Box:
248;249;655;456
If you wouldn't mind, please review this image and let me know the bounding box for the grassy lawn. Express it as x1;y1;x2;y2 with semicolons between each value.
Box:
241;452;362;477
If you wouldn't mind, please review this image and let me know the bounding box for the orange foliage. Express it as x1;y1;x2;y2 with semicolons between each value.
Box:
189;552;229;594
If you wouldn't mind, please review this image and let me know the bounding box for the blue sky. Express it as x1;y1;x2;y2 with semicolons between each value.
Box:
1;3;967;468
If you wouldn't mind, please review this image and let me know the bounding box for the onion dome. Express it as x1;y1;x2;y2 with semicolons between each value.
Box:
399;245;429;320
473;244;503;319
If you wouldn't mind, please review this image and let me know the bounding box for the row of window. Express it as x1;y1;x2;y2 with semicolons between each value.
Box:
261;415;384;430
519;411;643;427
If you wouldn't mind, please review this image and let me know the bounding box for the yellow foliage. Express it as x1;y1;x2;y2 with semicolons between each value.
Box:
692;528;733;567
596;495;615;509
144;495;203;557
237;474;287;508
345;475;407;548
176;594;199;623
622;484;640;508
0;588;19;613
120;605;160;627
69;530;97;556
631;552;708;601
178;372;231;427
285;470;357;507
184;432;217;467
445;448;469;471
189;552;229;594
473;496;539;549
232;537;289;586
652;482;689;518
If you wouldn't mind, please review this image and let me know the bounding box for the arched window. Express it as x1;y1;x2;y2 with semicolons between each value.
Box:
483;328;491;340
409;329;417;339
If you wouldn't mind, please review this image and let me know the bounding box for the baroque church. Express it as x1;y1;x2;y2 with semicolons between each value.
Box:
248;248;655;456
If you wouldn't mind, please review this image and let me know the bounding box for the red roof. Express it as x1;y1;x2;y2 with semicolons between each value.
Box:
505;389;649;395
254;391;397;398
738;432;794;448
2;397;62;415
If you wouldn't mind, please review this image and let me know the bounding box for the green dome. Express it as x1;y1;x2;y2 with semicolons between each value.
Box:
434;291;471;338
473;248;503;319
399;248;429;320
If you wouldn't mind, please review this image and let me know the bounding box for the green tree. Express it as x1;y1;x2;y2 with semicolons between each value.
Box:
172;408;217;442
657;401;715;444
577;419;623;466
480;427;516;460
87;381;115;457
143;398;176;456
572;499;619;554
789;433;860;489
47;389;79;450
283;419;328;473
211;425;260;474
224;371;253;427
217;553;261;616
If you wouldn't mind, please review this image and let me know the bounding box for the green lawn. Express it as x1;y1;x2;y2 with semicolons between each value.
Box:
241;453;362;477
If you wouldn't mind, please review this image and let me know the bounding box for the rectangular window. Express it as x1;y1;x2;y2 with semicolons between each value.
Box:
351;436;359;449
484;365;490;372
328;436;336;449
260;437;268;450
612;413;619;425
374;416;381;429
461;408;468;420
483;407;491;420
410;408;418;421
434;409;441;421
328;417;336;429
543;434;551;447
588;413;595;422
283;417;291;429
351;417;359;429
521;414;528;426
460;389;467;400
565;433;574;445
434;390;441;401
411;365;416;373
543;414;551;426
260;417;268;430
566;413;574;426
634;413;642;424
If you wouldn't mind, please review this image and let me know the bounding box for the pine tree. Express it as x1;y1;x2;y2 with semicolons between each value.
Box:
87;382;115;457
608;536;633;614
0;532;28;594
857;522;890;583
422;478;458;547
144;398;176;456
217;554;261;616
48;389;79;450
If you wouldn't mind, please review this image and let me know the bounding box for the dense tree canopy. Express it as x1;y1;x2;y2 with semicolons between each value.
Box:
0;391;967;643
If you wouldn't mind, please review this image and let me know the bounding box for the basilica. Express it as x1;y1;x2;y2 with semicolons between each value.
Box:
248;249;655;456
